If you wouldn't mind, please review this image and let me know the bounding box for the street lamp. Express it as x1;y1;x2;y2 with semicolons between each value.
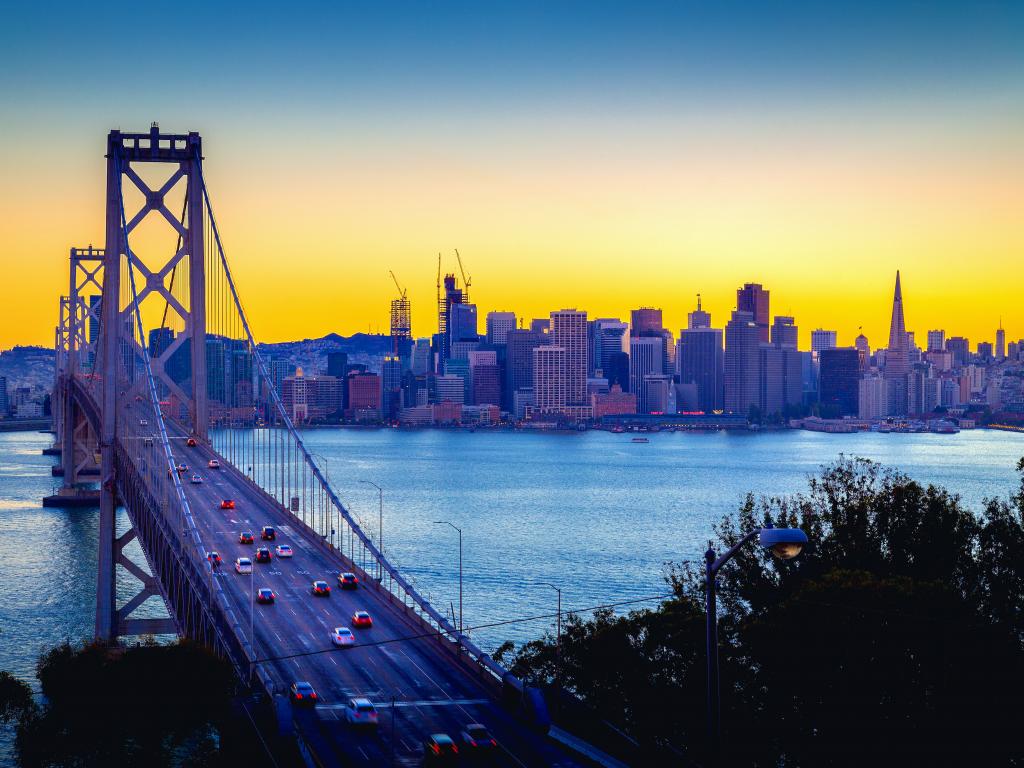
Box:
360;479;384;581
704;524;808;754
434;521;463;635
539;582;562;692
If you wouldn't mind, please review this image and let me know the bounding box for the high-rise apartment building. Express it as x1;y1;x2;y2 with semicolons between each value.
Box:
533;346;567;412
485;311;517;345
736;283;770;343
724;310;760;415
550;309;588;405
926;330;945;352
629;336;663;414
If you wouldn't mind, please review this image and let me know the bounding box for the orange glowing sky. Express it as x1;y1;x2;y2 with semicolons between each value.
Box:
2;2;1022;352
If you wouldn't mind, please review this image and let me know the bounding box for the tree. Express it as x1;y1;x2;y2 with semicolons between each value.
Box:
499;456;1024;765
0;671;35;725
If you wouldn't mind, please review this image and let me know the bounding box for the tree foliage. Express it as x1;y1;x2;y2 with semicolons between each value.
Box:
499;456;1024;765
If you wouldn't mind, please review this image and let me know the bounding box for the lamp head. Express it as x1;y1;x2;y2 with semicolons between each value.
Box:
759;527;808;560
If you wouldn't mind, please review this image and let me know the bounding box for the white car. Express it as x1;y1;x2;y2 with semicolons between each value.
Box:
343;697;377;726
190;474;203;484
275;544;293;558
208;459;220;469
139;419;149;426
235;557;253;574
332;627;356;647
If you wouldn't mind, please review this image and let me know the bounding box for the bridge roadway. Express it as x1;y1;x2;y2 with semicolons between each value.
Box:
136;422;581;767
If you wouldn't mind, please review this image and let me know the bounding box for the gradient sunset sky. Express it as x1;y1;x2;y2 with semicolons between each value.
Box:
2;1;1022;351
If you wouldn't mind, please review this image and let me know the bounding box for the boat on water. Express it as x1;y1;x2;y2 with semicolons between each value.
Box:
930;420;960;434
631;437;650;443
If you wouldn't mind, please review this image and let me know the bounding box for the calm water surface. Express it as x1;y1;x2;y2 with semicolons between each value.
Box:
1;426;1022;758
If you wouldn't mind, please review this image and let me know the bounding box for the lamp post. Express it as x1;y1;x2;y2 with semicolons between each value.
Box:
704;524;808;755
360;479;383;581
434;521;462;635
539;582;562;692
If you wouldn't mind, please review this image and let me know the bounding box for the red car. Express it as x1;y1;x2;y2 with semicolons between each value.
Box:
186;437;197;447
256;588;275;604
220;499;235;510
239;531;254;545
352;611;373;628
255;548;272;564
311;580;331;597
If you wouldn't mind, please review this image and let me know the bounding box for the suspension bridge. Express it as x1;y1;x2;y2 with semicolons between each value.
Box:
47;125;613;767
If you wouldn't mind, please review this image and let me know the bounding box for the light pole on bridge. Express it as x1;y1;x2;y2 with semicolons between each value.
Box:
539;582;562;692
359;479;384;581
434;520;463;636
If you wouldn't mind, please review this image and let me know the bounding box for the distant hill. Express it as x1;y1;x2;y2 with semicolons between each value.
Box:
0;346;55;396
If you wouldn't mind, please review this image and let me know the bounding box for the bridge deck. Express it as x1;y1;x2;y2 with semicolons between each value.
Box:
145;423;580;767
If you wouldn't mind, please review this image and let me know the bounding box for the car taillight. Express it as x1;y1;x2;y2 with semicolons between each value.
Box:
452;746;459;754
490;739;496;746
431;745;439;754
295;693;302;699
310;693;317;699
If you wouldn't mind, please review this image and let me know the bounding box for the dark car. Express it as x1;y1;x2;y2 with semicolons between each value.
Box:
261;526;276;541
239;531;254;545
460;723;497;752
207;551;222;566
186;437;197;447
290;681;318;707
311;580;331;597
256;588;275;604
255;547;272;564
338;572;359;590
424;733;459;762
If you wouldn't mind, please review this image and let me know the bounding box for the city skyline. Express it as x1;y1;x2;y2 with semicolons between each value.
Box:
2;2;1023;350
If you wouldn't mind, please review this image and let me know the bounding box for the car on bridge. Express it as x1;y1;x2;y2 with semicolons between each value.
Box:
332;627;356;647
311;580;331;596
352;611;372;628
260;526;276;541
207;459;220;469
176;463;188;473
275;544;293;558
424;733;459;762
239;531;254;545
460;724;497;753
207;551;222;566
343;697;377;727
290;681;318;707
234;557;252;574
338;572;359;590
190;474;203;484
256;588;275;604
255;548;272;564
220;499;235;510
186;437;197;447
140;419;148;427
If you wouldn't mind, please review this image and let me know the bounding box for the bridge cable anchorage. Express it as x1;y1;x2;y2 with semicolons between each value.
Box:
195;158;519;687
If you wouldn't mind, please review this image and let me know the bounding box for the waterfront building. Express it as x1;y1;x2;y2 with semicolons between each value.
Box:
533;346;567;412
512;388;535;420
592;384;637;418
505;328;547;409
630;336;663;413
485;311;516;345
469;350;501;406
346;372;381;420
759;344;802;416
550;309;588;405
736;283;770;343
643;374;673;414
858;375;889;420
724;310;760;415
433;374;465;405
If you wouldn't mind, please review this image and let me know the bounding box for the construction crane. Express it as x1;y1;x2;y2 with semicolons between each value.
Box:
454;248;472;305
389;270;407;299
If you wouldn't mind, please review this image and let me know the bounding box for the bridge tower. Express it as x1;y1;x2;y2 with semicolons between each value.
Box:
96;125;208;640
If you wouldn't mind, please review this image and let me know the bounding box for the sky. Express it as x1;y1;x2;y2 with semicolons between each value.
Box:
1;1;1022;351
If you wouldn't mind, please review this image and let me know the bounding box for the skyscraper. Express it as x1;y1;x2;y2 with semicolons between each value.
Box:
630;336;663;414
485;311;517;345
819;348;861;416
884;271;910;414
677;324;724;413
811;329;838;355
724;310;760;415
590;319;629;377
996;321;1006;360
771;316;799;350
505;328;547;408
736;283;770;343
630;307;663;336
687;294;711;329
533;346;567;412
326;351;348;378
550;309;588;405
855;333;870;370
926;330;945;352
946;336;970;368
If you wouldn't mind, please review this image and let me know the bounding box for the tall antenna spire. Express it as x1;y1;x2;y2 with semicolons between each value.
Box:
696;292;702;311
